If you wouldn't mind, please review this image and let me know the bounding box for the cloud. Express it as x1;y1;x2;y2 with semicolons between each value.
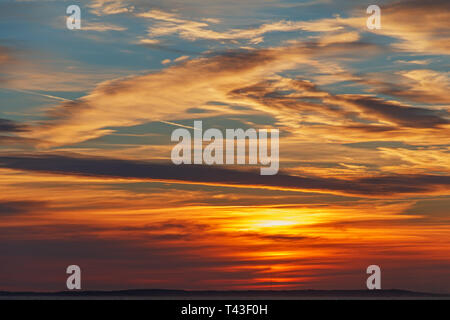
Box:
22;47;291;146
279;0;450;55
387;70;450;104
229;75;449;130
22;41;386;147
89;0;134;16
0;45;15;65
377;147;450;175
174;55;190;62
327;95;449;128
138;38;161;45
331;0;450;55
0;154;448;197
137;9;318;44
0;119;27;132
377;0;450;54
0;200;47;217
82;22;127;32
0;48;134;92
395;59;433;65
353;69;450;105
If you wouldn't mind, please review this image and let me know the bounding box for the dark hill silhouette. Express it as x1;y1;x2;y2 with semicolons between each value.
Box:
1;289;449;299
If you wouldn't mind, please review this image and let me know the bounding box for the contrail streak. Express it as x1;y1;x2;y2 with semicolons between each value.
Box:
2;88;197;131
158;120;198;130
2;88;73;102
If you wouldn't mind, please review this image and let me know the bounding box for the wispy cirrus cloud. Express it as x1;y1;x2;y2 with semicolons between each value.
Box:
88;0;134;16
327;95;449;128
302;0;450;55
375;0;450;54
137;9;315;44
387;70;450;104
0;45;15;65
21;40;386;147
82;21;127;32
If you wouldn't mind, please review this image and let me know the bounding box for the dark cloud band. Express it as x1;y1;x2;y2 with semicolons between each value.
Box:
0;154;448;197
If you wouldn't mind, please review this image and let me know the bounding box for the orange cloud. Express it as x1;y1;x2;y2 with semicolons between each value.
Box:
137;9;315;44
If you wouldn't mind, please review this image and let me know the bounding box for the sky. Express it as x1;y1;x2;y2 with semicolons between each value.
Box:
0;0;449;293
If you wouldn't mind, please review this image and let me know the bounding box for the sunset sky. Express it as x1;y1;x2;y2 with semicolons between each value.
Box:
0;0;449;293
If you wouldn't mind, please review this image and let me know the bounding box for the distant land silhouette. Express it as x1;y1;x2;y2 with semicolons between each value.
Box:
1;289;449;299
